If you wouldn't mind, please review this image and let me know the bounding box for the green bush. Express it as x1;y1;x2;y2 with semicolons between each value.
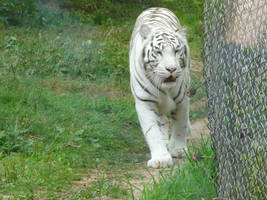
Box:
64;0;163;25
0;0;36;25
64;0;157;12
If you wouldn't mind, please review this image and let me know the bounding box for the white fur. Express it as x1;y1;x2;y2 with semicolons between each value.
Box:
129;8;191;168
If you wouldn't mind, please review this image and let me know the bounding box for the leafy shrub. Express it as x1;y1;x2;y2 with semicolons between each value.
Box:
0;0;36;25
64;0;163;25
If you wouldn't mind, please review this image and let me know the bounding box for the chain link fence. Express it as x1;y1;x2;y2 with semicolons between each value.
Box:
202;0;267;199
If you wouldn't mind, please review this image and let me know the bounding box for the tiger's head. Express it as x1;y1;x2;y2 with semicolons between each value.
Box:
140;25;190;88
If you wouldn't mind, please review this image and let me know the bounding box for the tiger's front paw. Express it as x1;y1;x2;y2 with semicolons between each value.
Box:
147;153;173;168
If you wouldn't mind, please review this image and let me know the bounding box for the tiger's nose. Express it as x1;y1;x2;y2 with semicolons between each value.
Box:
166;67;176;73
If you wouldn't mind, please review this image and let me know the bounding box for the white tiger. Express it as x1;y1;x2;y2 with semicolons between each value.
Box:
129;7;191;168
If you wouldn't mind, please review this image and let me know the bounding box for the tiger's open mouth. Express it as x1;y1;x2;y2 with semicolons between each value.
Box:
164;76;176;83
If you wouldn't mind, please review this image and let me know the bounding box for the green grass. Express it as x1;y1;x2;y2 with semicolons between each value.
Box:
141;137;216;200
0;76;147;198
0;0;212;199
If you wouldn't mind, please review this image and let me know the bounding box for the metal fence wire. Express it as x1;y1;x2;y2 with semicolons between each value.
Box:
202;0;267;199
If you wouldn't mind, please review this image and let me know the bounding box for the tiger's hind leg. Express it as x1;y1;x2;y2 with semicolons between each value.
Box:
168;97;190;158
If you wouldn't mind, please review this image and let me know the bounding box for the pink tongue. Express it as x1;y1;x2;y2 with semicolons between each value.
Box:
164;76;176;83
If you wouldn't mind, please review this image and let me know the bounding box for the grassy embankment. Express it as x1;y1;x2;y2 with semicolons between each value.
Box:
0;0;215;199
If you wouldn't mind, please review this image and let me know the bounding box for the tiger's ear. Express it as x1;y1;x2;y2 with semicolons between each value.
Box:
176;27;187;39
140;24;151;40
